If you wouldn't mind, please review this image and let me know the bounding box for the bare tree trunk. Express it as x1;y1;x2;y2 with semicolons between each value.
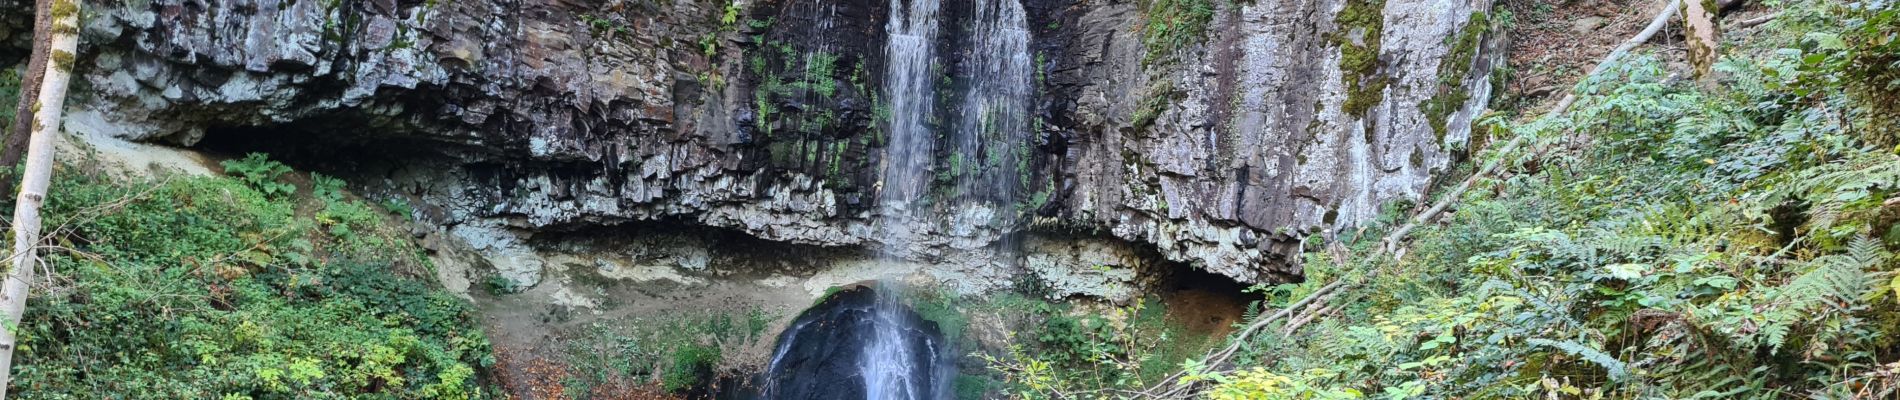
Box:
0;0;54;201
1681;0;1720;80
0;0;79;394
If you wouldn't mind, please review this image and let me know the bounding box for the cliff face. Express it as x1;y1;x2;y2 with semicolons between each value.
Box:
5;0;1500;286
1047;0;1503;282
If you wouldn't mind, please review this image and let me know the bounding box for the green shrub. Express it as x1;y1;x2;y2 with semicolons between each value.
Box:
482;273;519;295
660;343;720;393
317;195;383;250
1034;313;1109;365
954;374;999;400
310;173;347;202
987;297;1212;397
0;68;19;128
11;164;490;399
908;288;969;343
561;309;772;395
381;197;415;219
1778;2;1900;147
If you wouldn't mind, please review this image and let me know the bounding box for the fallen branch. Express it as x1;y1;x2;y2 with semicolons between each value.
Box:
1282;301;1340;337
1548;0;1682;115
1144;0;1686;397
1735;12;1780;29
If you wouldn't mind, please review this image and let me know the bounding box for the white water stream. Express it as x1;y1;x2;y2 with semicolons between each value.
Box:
766;0;1033;397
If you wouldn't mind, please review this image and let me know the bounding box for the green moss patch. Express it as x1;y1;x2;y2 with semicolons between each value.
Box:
1419;11;1490;144
1332;0;1388;117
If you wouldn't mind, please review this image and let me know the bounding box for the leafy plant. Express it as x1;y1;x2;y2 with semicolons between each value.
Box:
985;297;1218;398
1138;0;1215;65
14;163;490;399
0;69;19;128
661;343;720;393
560;308;775;395
381;197;415;218
310;173;347;201
221;152;296;198
483;273;520;295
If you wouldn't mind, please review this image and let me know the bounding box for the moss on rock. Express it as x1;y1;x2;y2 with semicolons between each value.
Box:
1419;11;1490;144
1333;0;1388;118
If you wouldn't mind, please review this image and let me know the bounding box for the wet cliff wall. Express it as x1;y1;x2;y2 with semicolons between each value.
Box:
0;0;1502;287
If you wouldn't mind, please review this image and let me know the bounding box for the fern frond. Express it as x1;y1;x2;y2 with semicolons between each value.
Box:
1528;338;1631;380
1846;236;1888;268
1786;255;1873;311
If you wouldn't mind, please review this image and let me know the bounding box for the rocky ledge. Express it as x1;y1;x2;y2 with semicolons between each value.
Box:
0;0;1502;289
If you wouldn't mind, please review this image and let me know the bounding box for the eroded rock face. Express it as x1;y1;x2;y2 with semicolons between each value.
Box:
1023;236;1144;302
4;0;1501;287
1041;0;1502;282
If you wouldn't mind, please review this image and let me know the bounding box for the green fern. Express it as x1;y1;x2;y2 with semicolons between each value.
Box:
220;153;296;198
1528;338;1630;380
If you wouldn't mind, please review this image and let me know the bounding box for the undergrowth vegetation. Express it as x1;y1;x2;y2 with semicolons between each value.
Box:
976;293;1227;399
0;69;19;128
558;308;773;396
8;154;491;398
1170;1;1900;398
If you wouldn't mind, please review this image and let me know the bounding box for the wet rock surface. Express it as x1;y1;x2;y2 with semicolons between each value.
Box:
756;285;953;400
3;0;1502;286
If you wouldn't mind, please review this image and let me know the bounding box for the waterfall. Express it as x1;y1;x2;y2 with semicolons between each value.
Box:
862;1;953;397
759;285;953;400
861;286;952;400
955;0;1034;205
762;0;1032;398
878;0;943;225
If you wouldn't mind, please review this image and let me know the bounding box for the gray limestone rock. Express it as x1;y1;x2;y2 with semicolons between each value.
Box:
3;0;1502;289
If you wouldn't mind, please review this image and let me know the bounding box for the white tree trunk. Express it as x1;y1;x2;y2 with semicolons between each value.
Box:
0;0;80;395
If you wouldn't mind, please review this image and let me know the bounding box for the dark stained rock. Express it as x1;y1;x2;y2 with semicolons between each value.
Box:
1;0;1502;286
757;285;954;400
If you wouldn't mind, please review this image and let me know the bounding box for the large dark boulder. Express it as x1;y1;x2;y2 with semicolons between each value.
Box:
758;285;954;400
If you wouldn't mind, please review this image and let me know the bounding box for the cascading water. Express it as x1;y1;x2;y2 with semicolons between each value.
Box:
878;0;943;243
954;0;1034;206
852;1;957;398
758;285;954;400
861;285;953;400
761;0;1033;398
